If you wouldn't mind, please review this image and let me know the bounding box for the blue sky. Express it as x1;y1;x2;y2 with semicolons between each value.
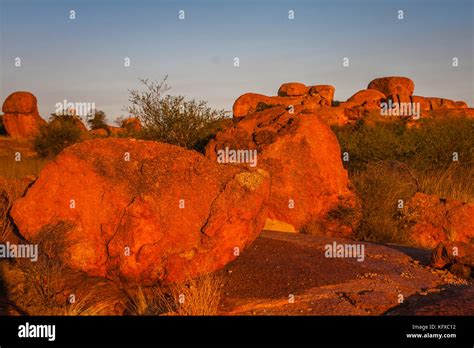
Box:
1;0;473;122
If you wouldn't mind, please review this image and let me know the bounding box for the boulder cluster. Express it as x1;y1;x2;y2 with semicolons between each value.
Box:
233;77;472;126
3;76;474;284
233;83;335;118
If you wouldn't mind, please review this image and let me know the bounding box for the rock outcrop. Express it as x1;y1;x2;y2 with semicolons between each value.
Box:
233;83;335;118
11;138;270;284
430;242;473;279
308;85;335;106
206;106;358;235
347;89;386;109
277;82;308;97
1;92;46;139
404;193;474;248
368;76;415;96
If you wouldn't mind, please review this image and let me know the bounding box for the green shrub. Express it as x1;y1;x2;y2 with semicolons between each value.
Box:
34;115;85;158
332;116;474;173
332;115;474;244
87;110;108;131
126;77;228;152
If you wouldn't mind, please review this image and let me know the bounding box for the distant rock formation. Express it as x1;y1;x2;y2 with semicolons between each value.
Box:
233;77;471;125
1;91;46;139
233;82;336;118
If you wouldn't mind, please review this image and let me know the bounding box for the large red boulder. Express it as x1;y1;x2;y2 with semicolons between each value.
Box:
2;92;46;139
277;82;308;97
233;93;271;118
404;193;474;248
11;138;270;284
347;89;386;109
308;85;335;106
233;93;308;118
368;77;415;96
206;106;358;235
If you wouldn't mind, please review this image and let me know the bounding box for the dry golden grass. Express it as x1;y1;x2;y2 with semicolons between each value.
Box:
351;161;473;245
0;157;47;180
126;273;223;316
0;222;123;316
351;161;417;244
0;177;24;242
167;274;223;316
415;164;474;204
0;154;47;241
61;292;122;316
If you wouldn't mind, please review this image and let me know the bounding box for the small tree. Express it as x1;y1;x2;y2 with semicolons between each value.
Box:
87;110;108;130
126;77;228;151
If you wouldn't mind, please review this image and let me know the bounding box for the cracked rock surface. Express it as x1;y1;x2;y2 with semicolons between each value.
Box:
10;138;270;284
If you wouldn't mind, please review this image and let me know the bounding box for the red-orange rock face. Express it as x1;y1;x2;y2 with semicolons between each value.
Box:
430;241;473;278
455;101;468;108
233;93;271;118
405;193;474;249
206;106;358;235
368;77;415;96
11;138;270;284
277;82;308;97
2;91;46;139
431;241;474;268
347;89;386;109
233;93;310;118
410;96;431;111
2;91;37;114
308;85;335;106
233;83;335;118
89;128;108;137
386;94;411;105
121;117;142;133
426;97;460;110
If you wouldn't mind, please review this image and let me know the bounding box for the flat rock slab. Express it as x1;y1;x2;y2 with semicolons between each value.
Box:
219;231;472;315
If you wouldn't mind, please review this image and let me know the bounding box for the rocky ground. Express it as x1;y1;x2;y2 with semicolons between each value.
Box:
218;231;472;315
